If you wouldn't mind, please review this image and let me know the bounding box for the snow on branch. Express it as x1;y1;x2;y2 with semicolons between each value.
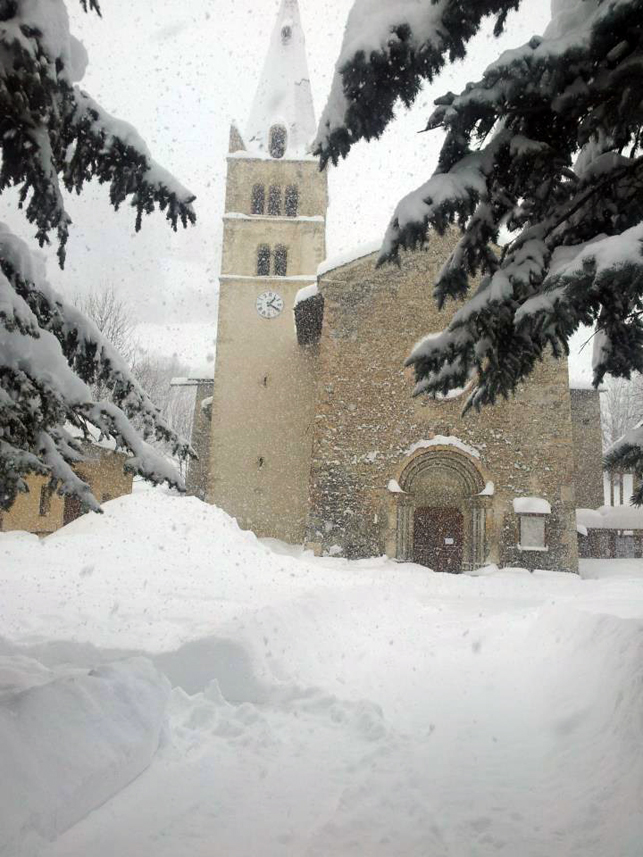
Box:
0;222;194;512
69;92;196;236
315;0;520;166
0;1;195;265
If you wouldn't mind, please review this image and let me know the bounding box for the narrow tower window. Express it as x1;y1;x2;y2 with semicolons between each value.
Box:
285;185;299;217
251;184;265;214
281;24;292;44
257;244;271;276
274;245;288;277
268;186;281;216
269;125;287;159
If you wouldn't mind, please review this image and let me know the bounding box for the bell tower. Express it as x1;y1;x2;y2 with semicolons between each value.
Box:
208;0;328;542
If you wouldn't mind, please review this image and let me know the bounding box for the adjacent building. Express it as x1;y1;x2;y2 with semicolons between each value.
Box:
0;440;133;536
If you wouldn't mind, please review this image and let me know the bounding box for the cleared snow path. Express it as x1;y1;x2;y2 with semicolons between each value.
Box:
2;493;643;856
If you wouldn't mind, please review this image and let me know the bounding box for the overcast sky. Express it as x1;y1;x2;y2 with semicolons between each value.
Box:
8;1;566;367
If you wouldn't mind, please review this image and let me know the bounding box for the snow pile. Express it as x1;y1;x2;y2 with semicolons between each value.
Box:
2;492;643;855
0;656;169;854
0;490;319;653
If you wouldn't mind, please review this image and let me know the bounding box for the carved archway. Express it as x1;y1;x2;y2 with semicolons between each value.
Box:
396;448;487;571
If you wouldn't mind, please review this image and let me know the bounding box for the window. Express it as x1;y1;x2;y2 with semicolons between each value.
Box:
257;244;271;276
268;186;281;216
274;245;288;277
39;484;51;517
616;533;637;558
269;125;287;159
519;516;546;550
285;185;298;217
281;24;292;44
251;184;265;215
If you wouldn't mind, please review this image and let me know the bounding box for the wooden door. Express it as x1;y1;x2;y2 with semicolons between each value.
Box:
413;507;464;573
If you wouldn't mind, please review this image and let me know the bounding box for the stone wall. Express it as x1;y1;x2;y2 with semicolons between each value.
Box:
208;277;319;542
569;388;605;508
207;147;327;543
308;242;579;573
224;156;327;220
187;381;214;500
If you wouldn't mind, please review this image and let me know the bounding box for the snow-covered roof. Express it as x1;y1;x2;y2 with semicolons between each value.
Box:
317;240;382;278
245;0;316;159
513;497;552;515
294;283;318;307
170;374;213;387
577;506;643;531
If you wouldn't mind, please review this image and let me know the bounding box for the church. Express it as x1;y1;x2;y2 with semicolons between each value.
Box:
188;0;606;575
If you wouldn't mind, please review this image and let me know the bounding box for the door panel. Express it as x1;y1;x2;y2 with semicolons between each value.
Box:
413;507;464;573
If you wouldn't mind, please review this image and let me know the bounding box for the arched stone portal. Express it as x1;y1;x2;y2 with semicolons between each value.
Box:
396;448;488;572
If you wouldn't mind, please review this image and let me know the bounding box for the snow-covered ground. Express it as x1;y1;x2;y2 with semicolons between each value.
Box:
1;491;642;856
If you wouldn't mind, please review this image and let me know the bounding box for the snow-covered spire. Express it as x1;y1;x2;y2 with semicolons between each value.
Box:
245;0;316;159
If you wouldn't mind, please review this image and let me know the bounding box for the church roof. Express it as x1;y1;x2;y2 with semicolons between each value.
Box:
245;0;316;159
317;240;382;277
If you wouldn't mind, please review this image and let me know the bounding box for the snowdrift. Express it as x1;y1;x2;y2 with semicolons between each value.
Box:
0;657;169;854
2;490;643;855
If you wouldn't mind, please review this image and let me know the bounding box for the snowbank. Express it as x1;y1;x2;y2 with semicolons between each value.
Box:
0;657;169;853
2;491;643;855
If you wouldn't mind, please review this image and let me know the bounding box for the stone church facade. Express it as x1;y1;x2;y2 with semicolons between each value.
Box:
190;0;605;574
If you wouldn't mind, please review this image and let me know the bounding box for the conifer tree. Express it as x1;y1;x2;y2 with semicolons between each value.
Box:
0;0;196;512
315;0;643;502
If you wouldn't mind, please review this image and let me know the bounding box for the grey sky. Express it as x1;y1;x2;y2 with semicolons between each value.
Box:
8;2;565;365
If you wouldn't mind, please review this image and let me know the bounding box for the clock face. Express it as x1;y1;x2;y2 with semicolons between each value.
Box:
256;290;284;319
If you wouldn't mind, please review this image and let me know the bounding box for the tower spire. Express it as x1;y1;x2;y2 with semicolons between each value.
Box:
245;0;316;159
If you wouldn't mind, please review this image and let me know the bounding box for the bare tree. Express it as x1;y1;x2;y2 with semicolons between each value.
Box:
74;286;139;365
133;354;195;443
74;286;140;402
602;375;643;450
75;286;195;464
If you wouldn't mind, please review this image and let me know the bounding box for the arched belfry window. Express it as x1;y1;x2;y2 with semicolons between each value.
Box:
257;244;271;276
269;125;287;159
274;245;288;277
251;184;265;215
285;185;299;217
268;186;281;216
